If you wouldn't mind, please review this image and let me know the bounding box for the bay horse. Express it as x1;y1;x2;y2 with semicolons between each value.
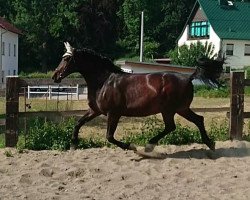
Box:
52;42;224;152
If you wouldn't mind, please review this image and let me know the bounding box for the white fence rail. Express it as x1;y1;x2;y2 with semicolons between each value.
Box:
27;84;81;100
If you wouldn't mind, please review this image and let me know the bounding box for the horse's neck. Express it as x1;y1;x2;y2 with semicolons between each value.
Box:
82;71;111;92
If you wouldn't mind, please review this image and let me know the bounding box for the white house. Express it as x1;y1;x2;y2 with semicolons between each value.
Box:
178;0;250;69
0;17;22;88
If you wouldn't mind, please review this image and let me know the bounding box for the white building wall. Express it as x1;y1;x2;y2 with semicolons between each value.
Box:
0;28;19;87
221;40;250;68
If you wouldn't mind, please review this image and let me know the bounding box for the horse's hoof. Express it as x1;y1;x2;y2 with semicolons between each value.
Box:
70;144;77;151
129;143;137;151
207;140;216;151
145;144;156;152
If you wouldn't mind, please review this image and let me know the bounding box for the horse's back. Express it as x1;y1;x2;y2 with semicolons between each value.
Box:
96;72;194;116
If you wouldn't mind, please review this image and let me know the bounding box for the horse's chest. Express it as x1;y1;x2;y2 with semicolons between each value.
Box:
96;83;124;113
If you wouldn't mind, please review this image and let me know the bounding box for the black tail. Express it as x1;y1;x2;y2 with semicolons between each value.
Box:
190;56;225;87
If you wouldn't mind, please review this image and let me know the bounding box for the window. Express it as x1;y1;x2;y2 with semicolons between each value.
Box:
189;21;210;38
8;70;10;76
245;44;250;56
14;44;16;57
8;43;11;56
226;44;234;55
13;70;16;75
1;42;5;55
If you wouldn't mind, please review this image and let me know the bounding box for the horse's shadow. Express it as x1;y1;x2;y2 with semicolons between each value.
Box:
133;147;250;161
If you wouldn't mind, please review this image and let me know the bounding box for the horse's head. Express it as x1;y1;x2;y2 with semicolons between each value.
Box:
52;42;76;83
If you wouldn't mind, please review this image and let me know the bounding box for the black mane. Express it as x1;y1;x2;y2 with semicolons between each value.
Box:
76;48;124;73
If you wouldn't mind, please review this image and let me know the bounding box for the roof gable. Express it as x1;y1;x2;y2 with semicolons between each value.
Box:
0;17;22;35
198;0;250;40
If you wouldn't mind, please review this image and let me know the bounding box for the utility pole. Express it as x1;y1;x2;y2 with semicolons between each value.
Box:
139;11;144;62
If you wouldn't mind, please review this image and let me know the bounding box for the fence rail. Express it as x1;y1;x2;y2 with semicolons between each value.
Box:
27;84;80;100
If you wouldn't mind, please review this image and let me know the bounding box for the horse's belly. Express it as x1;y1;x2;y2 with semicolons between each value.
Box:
122;100;161;116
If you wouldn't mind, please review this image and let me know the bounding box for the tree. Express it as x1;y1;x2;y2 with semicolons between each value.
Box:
75;0;122;56
3;0;198;71
9;0;123;71
11;0;80;72
0;0;14;18
117;0;195;58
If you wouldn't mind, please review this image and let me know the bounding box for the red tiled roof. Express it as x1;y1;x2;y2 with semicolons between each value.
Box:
0;17;22;35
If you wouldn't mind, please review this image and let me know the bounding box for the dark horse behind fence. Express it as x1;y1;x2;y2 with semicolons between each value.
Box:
52;42;224;152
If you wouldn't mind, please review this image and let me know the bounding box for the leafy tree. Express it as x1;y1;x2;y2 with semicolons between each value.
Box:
11;0;80;72
0;0;14;18
159;0;195;53
8;0;123;71
117;0;195;58
2;0;198;71
168;41;215;67
75;0;122;56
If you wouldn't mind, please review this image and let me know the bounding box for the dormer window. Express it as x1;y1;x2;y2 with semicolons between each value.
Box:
189;21;210;39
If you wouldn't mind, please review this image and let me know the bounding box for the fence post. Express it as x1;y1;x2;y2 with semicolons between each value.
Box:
27;85;30;99
5;76;20;147
76;84;79;100
49;85;52;100
230;72;244;140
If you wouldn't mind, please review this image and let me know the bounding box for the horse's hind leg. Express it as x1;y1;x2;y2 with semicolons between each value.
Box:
71;109;100;149
106;113;135;150
145;112;176;152
177;108;215;151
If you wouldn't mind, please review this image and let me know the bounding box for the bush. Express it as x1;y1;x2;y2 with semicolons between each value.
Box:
19;71;82;78
24;117;75;150
244;66;250;79
194;85;229;98
123;116;230;146
18;117;107;151
0;134;5;148
168;41;215;67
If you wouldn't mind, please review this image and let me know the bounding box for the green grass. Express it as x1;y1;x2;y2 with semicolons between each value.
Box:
0;116;249;150
0;134;5;148
19;71;82;78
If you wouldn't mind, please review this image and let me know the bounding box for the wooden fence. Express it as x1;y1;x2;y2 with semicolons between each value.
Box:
5;76;86;147
4;72;248;147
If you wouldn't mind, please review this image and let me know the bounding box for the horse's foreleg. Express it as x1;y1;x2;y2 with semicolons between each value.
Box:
178;109;215;151
145;112;176;152
71;109;100;149
106;113;135;150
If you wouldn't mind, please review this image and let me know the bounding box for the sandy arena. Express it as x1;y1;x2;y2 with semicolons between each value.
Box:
0;141;250;200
